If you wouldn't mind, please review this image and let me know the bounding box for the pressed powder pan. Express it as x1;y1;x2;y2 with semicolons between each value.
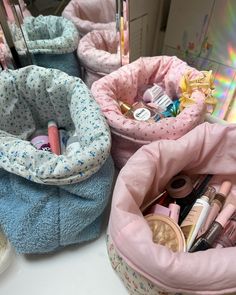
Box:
145;214;186;252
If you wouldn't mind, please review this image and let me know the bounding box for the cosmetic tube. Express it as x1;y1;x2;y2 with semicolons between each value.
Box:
214;212;236;248
197;181;231;237
166;175;197;224
169;202;180;223
180;187;213;251
189;203;236;252
48;120;60;155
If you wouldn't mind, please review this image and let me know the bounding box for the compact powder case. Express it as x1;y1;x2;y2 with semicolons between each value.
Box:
145;214;186;252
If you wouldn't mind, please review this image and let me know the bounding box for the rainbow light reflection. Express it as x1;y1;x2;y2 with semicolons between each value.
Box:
210;2;236;122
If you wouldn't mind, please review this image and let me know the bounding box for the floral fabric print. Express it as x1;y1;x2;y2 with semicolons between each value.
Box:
106;235;176;295
0;65;111;185
12;15;79;55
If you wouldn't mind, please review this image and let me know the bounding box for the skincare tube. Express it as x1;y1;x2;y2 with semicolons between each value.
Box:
197;181;231;237
189;203;236;252
48;120;60;155
180;187;213;251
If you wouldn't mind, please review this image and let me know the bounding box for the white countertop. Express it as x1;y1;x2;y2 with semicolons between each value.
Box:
0;231;128;295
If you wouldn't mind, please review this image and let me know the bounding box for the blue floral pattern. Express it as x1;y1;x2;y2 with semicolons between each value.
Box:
12;15;79;55
0;65;111;184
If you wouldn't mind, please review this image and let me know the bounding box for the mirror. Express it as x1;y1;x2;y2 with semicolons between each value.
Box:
162;0;236;123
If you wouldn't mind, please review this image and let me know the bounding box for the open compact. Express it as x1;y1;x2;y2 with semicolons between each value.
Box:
145;214;186;252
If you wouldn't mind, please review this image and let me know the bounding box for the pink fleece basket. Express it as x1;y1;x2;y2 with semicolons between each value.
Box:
78;30;121;88
91;56;212;169
62;0;116;37
107;122;236;295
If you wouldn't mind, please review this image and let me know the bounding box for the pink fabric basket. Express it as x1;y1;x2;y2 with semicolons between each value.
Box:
107;122;236;295
91;56;209;169
62;0;116;37
78;30;121;88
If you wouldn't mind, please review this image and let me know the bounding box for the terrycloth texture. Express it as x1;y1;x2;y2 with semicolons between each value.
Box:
0;156;114;254
108;122;236;295
91;56;208;168
0;66;111;185
78;30;121;88
62;0;116;37
32;52;81;78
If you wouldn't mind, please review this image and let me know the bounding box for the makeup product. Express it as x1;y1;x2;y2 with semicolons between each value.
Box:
168;202;180;223
145;214;186;252
189;203;236;252
59;128;69;154
214;212;236;248
140;191;173;214
180;186;215;251
30;133;51;152
143;84;172;112
173;174;213;225
197;181;231;237
147;204;170;217
118;100;163;122
48;120;60;155
166;175;197;224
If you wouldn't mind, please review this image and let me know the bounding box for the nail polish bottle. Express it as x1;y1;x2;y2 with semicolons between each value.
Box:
189;203;236;252
118;100;163;122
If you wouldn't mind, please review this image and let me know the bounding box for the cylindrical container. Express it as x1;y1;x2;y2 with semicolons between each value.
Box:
48;120;61;155
59;128;69;154
180;194;210;251
30;134;51;152
197;180;231;237
214;212;236;248
189;203;236;252
169;202;180;223
166;175;197;224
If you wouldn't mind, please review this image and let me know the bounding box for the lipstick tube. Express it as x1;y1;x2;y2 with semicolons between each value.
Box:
189;203;236;252
197;181;231;237
48;120;61;155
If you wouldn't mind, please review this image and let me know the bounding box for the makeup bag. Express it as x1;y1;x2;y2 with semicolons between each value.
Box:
12;15;81;77
91;56;215;168
62;0;116;37
0;65;114;253
78;30;121;88
107;122;236;295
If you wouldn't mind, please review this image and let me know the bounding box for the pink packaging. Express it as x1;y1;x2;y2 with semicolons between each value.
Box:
31;135;51;152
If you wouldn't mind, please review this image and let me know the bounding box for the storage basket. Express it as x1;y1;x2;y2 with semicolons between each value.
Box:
91;56;215;168
107;122;236;295
78;29;121;88
0;65;114;253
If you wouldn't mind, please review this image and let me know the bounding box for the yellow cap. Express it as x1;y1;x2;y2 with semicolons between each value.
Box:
118;101;131;113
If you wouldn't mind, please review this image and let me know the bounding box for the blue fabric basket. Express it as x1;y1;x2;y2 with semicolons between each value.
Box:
0;65;114;253
16;15;81;77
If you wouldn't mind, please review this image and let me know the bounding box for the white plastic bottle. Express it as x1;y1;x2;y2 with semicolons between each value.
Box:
180;192;211;251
